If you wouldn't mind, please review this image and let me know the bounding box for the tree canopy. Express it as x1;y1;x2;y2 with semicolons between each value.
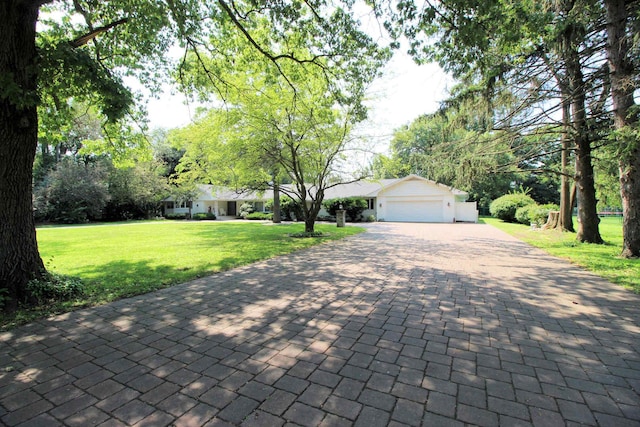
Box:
171;36;382;232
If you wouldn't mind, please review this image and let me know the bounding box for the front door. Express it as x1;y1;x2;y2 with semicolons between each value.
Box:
227;201;237;216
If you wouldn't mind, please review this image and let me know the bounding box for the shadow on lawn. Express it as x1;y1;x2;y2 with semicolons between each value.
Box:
1;223;640;425
74;256;247;299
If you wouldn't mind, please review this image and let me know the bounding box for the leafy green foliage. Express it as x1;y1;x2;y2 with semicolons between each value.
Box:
34;155;169;223
519;174;560;205
165;213;188;220
373;0;606;243
105;162;169;220
515;204;537;226
515;203;559;226
375;110;520;214
239;203;255;219
192;213;216;220
26;273;85;306
369;154;409;179
595;146;623;211
34;158;110;223
266;196;304;221
490;193;536;223
323;197;368;222
245;212;273;220
38;40;134;123
170;7;388;232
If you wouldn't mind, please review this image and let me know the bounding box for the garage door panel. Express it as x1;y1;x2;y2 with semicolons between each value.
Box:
386;200;443;222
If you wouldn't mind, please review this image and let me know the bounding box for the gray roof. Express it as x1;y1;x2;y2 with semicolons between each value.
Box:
323;175;468;199
198;185;266;201
323;179;397;199
166;175;467;202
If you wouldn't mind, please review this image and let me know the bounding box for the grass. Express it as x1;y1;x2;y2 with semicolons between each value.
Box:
2;221;364;329
482;216;640;292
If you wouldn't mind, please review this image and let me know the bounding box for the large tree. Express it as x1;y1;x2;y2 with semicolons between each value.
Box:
372;106;554;214
172;45;376;232
0;0;386;312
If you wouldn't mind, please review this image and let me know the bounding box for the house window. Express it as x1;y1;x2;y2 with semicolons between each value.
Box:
178;201;192;209
166;202;174;209
254;202;264;212
367;198;375;210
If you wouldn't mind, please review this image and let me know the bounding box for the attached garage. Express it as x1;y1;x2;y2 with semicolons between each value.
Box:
385;199;444;222
376;176;457;223
318;174;479;223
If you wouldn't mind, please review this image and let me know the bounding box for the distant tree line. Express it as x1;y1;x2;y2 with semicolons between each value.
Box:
32;124;182;224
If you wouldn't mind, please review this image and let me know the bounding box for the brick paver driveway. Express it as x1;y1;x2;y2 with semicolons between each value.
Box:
1;223;639;426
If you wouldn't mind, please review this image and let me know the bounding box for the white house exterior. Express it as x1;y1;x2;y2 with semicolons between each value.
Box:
163;186;268;218
163;175;478;223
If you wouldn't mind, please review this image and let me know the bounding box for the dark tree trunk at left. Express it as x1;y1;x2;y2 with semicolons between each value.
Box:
0;0;46;312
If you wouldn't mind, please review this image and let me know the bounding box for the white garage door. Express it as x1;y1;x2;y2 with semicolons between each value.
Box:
385;200;443;222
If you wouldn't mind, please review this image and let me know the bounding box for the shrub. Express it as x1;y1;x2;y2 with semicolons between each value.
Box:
245;212;273;220
323;197;368;222
515;203;560;226
192;212;216;220
515;204;538;225
266;196;303;221
34;158;110;223
165;213;188;220
531;203;560;226
490;193;536;222
26;273;85;306
365;214;376;222
239;202;255;218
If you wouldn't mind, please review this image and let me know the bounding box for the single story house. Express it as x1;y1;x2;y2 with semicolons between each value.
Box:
163;186;267;218
163;175;478;223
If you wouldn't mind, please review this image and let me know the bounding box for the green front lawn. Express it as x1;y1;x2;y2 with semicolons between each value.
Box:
483;216;639;292
3;221;364;328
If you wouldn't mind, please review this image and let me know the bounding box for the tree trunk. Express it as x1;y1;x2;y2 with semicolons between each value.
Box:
272;180;281;223
570;181;577;215
559;98;575;232
565;29;603;244
304;217;315;233
573;112;603;244
605;0;640;257
302;199;318;233
0;1;46;312
300;190;322;234
543;211;560;230
619;158;640;257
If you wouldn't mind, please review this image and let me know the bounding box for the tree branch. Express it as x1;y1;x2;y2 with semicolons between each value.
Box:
70;18;128;48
